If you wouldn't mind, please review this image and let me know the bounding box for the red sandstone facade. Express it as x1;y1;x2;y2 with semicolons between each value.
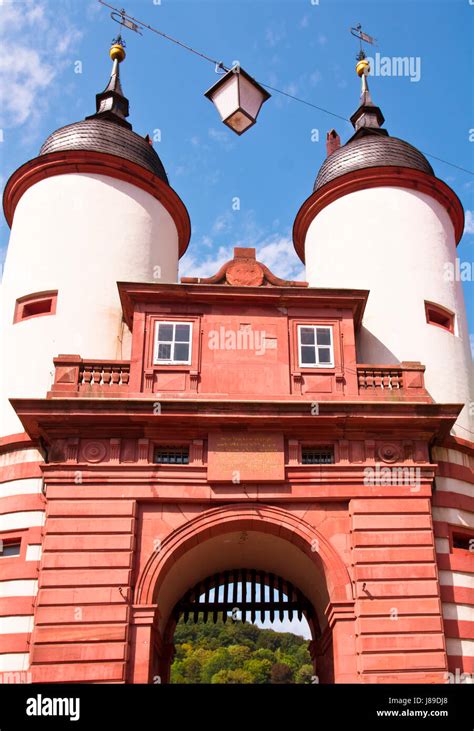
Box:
3;248;472;684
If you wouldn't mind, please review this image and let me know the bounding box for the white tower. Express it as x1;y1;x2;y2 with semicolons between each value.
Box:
293;61;473;441
0;39;190;436
0;41;190;677
293;60;474;677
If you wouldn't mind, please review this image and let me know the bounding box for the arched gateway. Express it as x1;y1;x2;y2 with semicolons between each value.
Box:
1;37;471;688
130;505;355;684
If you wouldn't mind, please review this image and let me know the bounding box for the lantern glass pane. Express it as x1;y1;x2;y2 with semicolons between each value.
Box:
209;76;239;121
239;74;266;118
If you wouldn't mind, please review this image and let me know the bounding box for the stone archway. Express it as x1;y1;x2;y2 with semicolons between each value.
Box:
130;504;356;684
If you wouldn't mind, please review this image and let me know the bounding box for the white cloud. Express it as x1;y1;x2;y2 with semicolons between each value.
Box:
208;127;234;150
257;235;305;281
179;245;233;279
212;213;231;234
464;210;474;235
0;48;55;126
173;165;189;177
309;70;322;87
270;69;322;109
283;82;298;97
179;216;305;284
86;0;102;20
0;0;82;133
265;22;286;48
208;127;228;142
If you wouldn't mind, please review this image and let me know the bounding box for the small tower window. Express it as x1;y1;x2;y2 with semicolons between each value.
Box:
425;301;454;334
452;531;474;552
0;540;21;558
154;322;192;365
14;291;58;323
297;325;334;367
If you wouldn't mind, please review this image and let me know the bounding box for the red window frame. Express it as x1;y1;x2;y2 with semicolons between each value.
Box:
0;532;24;560
14;291;58;324
449;525;474;555
424;301;454;334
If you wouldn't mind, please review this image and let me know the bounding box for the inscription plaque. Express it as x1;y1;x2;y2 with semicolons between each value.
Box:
207;431;285;482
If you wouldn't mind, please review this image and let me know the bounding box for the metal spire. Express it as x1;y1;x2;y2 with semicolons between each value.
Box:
86;36;131;129
347;56;388;141
347;25;387;141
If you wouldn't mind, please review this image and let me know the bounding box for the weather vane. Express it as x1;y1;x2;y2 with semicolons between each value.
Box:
350;23;377;61
110;5;142;34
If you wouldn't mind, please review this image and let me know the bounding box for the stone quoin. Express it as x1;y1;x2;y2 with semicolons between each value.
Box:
0;39;472;685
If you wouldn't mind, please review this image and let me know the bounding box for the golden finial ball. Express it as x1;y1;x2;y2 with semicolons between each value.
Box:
356;58;370;77
110;43;126;62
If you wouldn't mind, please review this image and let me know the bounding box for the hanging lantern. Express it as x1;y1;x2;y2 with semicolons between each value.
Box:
205;65;271;135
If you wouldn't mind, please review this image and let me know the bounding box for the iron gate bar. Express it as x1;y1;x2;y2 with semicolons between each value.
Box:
229;570;235;607
260;571;266;623
240;568;247;623
269;573;275;624
251;569;257;623
223;570;229;623
278;575;284;622
175;569;314;627
203;576;211;624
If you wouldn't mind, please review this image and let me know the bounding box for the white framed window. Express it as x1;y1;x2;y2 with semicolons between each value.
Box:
154;322;192;365
297;325;334;367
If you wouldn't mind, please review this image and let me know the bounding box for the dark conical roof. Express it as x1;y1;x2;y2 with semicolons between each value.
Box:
40;119;168;183
313;71;434;191
314;135;433;191
38;44;169;185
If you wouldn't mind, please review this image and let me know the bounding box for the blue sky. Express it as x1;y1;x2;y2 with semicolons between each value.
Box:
1;0;473;346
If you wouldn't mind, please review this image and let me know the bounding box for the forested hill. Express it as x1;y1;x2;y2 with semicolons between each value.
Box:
171;619;313;684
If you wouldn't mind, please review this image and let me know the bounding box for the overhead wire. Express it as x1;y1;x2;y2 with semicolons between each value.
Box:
98;0;473;176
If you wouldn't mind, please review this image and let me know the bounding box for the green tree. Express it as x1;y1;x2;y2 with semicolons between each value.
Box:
227;644;252;666
271;662;294;684
295;664;314;684
172;618;311;684
170;661;186;684
276;651;299;674
181;655;202;684
201;647;231;683
211;668;254;684
253;647;275;662
243;658;273;684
